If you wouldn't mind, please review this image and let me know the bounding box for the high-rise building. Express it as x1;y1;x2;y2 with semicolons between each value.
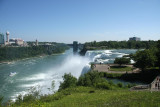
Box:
73;41;78;53
0;33;5;45
129;37;141;41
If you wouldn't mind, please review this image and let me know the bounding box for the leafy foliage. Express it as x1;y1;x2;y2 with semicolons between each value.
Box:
156;40;160;69
0;95;3;107
0;44;69;62
133;49;157;70
15;86;41;105
84;40;157;49
77;71;103;87
114;57;130;66
59;73;77;91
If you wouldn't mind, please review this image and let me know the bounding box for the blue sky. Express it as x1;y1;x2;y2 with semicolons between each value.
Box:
0;0;160;43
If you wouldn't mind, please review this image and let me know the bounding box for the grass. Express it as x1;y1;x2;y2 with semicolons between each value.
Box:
9;86;160;107
110;66;132;72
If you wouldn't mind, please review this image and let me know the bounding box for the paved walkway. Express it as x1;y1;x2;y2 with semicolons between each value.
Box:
93;64;140;74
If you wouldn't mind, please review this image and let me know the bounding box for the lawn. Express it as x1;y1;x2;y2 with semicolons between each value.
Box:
10;86;160;107
110;66;132;72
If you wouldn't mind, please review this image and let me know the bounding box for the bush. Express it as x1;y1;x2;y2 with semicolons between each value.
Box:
15;94;23;104
0;96;3;106
114;57;130;66
15;86;41;104
126;83;136;88
77;71;119;90
23;94;36;103
117;83;123;88
77;71;103;86
95;82;111;89
59;73;77;91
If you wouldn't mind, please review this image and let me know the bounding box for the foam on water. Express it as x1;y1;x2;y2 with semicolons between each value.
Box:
85;49;135;64
11;54;90;100
22;73;46;81
0;49;138;102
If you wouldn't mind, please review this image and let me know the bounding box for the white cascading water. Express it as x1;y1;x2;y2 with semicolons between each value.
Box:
11;54;91;101
9;49;136;102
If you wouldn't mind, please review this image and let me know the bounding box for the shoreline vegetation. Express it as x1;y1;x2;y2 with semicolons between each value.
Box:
79;40;157;55
1;40;160;106
3;71;160;107
0;43;69;63
0;52;66;64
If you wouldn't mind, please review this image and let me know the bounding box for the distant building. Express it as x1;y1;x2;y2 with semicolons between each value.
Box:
6;31;10;43
36;39;38;46
150;75;160;91
15;38;24;46
0;33;5;45
9;38;16;44
0;31;27;46
5;31;10;45
9;38;24;46
73;41;78;53
129;37;141;41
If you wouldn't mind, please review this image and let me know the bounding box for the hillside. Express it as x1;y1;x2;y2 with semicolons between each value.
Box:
10;86;160;107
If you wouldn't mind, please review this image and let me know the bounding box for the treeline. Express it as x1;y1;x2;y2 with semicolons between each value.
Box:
112;40;160;72
79;40;158;55
0;44;69;62
59;72;132;91
85;40;157;49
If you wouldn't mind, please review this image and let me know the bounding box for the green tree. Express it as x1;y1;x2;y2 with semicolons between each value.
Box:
59;73;77;91
156;40;160;70
133;50;157;71
114;57;130;66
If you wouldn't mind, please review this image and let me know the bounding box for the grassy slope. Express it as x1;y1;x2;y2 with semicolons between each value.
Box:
12;86;160;107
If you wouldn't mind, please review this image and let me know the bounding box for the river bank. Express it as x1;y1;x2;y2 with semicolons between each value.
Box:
0;52;66;65
0;44;69;63
7;71;160;107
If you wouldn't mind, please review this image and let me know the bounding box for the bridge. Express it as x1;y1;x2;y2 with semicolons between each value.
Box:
67;41;84;53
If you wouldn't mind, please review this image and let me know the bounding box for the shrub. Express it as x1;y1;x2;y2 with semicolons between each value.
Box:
95;82;111;89
114;57;130;66
0;96;3;106
23;94;36;103
15;94;23;104
126;83;136;88
59;73;77;91
77;71;118;90
77;71;102;86
117;83;123;88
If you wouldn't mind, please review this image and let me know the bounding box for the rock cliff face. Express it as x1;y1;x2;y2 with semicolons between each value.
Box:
79;47;87;56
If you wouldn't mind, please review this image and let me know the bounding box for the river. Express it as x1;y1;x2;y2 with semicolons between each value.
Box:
0;48;137;102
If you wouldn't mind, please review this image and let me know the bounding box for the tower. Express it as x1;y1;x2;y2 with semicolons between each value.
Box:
6;31;9;43
36;39;38;46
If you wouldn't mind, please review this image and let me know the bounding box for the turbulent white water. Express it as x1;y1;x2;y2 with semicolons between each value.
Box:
85;49;136;64
0;48;137;102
